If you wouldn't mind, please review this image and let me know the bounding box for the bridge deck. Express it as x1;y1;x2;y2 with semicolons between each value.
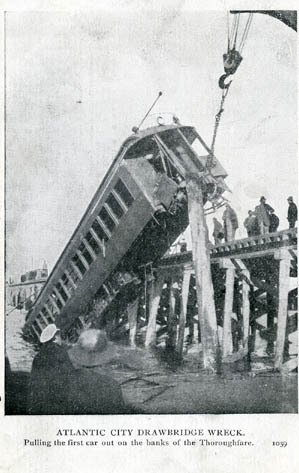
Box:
159;228;297;268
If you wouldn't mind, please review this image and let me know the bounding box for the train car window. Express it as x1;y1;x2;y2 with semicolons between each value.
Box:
190;137;209;157
106;193;125;219
37;315;46;328
72;254;87;276
114;178;134;208
32;320;41;334
92;219;109;242
31;326;38;338
67;265;80;284
99;207;116;233
146;153;165;174
78;242;94;266
51;290;63;310
45;298;57;315
61;272;74;295
85;231;101;255
42;306;53;323
160;130;205;173
56;281;69;302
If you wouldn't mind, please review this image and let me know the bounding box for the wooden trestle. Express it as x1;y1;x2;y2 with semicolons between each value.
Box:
134;228;297;373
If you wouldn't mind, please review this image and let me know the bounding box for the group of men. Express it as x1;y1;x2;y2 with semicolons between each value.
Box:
213;196;297;245
244;196;297;237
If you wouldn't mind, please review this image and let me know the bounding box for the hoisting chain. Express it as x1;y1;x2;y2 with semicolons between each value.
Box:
208;82;232;163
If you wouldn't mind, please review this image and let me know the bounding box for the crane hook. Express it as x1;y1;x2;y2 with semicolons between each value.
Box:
218;73;232;89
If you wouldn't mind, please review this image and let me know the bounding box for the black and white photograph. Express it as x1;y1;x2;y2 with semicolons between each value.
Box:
3;5;297;422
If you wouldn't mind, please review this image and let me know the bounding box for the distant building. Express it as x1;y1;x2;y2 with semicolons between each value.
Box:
6;261;48;310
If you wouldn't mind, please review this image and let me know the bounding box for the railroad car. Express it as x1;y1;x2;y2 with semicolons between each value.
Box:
23;116;229;341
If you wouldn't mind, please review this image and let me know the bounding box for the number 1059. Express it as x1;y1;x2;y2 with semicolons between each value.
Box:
272;441;287;447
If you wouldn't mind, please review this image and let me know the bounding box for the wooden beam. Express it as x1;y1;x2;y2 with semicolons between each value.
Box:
281;357;298;374
176;270;191;358
127;297;139;348
274;249;292;370
186;172;218;371
220;259;235;358
241;269;250;355
145;275;164;348
166;278;178;351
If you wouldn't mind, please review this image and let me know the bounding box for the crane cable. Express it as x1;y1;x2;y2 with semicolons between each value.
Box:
239;13;253;53
209;12;253;157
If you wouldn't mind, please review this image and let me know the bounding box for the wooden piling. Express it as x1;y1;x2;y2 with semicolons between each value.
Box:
166;278;178;351
176;269;191;358
220;259;235;358
186;172;218;371
274;249;291;370
145;275;164;348
127;297;139;348
241;269;250;355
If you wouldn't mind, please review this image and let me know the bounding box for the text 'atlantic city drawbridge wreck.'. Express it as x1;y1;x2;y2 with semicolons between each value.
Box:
23;111;297;374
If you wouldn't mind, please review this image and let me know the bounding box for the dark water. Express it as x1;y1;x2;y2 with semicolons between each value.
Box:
5;308;298;414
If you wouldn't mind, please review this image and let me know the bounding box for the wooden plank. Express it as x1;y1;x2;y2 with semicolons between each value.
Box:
145;275;164;348
186;172;218;371
176;270;191;358
274;249;292;370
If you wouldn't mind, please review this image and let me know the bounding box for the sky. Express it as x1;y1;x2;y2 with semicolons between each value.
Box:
5;8;297;279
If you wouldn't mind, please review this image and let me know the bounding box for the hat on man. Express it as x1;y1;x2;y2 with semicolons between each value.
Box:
68;329;114;367
40;324;59;344
260;196;266;202
287;196;293;202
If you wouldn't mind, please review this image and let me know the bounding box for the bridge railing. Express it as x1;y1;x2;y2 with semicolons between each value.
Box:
162;228;297;266
210;228;297;256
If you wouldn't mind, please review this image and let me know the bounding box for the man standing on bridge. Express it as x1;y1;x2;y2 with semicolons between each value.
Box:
254;196;274;235
287;196;297;228
244;210;258;237
212;217;224;244
269;209;280;233
222;203;239;241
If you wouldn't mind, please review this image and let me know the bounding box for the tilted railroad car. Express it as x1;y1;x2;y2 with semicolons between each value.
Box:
23;116;229;341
